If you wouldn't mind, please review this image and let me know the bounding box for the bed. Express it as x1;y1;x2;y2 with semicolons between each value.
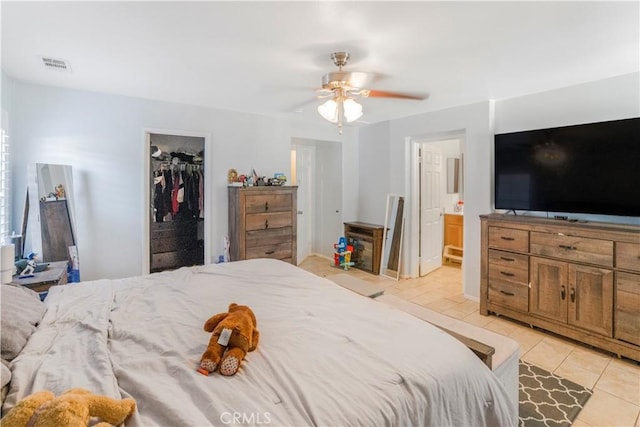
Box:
2;258;515;426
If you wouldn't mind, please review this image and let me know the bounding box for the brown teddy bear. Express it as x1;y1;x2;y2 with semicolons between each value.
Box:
0;388;136;427
198;303;259;376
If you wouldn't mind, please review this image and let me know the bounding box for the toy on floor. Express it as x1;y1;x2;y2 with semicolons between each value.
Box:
0;388;136;427
333;237;354;270
198;303;259;376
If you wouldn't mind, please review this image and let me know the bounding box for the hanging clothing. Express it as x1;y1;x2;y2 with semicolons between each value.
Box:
163;170;173;219
172;171;183;215
153;174;166;222
198;169;204;219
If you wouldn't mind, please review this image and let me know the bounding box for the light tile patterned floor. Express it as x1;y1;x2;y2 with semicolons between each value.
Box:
299;256;640;427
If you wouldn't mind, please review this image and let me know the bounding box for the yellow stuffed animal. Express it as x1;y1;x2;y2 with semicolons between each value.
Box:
199;303;259;376
0;388;136;427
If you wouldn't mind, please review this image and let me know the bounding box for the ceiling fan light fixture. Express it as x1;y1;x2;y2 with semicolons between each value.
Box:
317;99;339;123
343;98;363;123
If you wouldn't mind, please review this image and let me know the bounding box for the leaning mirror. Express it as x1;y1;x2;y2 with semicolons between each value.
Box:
24;164;79;274
380;194;405;280
447;157;461;194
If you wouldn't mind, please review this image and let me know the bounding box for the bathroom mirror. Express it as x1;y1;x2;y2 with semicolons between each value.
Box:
24;164;78;267
380;194;405;280
447;157;461;194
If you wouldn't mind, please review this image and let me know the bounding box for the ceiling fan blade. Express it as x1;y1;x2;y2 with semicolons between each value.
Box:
366;90;426;100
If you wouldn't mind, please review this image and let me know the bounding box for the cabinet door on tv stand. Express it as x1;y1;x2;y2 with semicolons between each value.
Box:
530;257;568;322
568;264;613;337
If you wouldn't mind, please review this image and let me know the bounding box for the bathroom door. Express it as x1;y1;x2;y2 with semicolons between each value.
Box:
419;144;444;276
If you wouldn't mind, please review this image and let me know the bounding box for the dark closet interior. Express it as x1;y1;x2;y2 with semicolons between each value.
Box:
150;134;205;272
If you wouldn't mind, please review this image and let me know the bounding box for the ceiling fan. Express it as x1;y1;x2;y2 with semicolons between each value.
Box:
316;52;426;133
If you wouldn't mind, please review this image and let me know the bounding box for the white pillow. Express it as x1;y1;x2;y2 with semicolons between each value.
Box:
1;359;10;389
0;284;46;361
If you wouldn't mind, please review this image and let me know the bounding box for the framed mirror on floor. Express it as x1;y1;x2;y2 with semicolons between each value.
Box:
381;194;405;280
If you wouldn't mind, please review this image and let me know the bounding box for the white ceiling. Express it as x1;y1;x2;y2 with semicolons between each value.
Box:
2;1;638;126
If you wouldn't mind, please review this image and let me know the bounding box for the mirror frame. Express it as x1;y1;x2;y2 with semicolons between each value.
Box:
25;163;78;268
380;194;405;280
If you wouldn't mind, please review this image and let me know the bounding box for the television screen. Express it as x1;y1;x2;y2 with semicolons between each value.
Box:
494;117;640;217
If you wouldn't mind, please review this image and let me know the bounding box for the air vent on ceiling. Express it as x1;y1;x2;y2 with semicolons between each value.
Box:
41;57;71;72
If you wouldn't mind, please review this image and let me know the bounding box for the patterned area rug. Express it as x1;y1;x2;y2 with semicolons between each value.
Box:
519;360;592;427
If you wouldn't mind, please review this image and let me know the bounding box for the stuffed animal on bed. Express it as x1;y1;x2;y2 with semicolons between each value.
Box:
0;388;136;427
198;303;259;376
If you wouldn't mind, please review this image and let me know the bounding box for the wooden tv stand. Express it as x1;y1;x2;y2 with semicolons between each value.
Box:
480;213;640;362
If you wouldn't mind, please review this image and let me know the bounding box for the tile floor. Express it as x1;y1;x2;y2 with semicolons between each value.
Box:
299;255;640;427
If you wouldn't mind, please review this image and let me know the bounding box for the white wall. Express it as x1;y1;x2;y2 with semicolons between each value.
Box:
495;72;639;133
357;121;391;224
8;79;358;280
357;101;491;299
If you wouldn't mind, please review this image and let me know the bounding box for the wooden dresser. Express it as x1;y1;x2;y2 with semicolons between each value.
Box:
228;186;297;264
344;222;385;275
150;219;203;272
480;213;640;361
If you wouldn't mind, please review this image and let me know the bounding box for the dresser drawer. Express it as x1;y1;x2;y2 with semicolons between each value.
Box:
246;242;292;260
488;227;529;252
245;212;292;231
245;194;292;214
488;249;529;270
615;271;640;346
488;262;529;286
488;280;528;312
530;232;613;267
246;227;292;248
616;242;640;272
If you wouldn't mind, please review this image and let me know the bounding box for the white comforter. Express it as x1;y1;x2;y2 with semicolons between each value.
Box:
4;259;514;426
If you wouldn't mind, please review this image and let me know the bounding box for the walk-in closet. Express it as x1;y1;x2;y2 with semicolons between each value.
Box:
149;133;205;272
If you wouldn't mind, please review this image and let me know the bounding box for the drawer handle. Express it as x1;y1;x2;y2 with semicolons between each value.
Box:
265;250;275;255
559;244;577;250
570;287;575;303
265;201;269;211
500;256;516;262
265;220;269;229
499;290;515;297
500;271;515;277
561;285;566;300
500;236;515;241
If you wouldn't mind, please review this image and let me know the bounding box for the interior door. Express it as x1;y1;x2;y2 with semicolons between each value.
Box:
419;144;444;276
316;142;342;258
294;145;315;263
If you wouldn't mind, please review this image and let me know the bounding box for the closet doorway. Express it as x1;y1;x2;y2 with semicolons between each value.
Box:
145;132;207;273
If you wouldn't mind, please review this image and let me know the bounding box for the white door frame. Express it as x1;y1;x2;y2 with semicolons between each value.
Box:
404;132;465;278
142;128;212;275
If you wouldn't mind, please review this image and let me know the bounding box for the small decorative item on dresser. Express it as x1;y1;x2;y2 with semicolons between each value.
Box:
227;169;239;184
272;173;287;186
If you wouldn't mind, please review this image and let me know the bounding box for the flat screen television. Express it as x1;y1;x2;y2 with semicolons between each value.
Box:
494;117;640;217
